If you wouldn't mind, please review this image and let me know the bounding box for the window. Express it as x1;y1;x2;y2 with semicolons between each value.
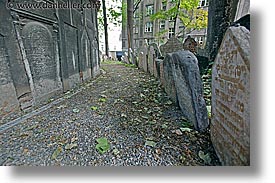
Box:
145;22;153;32
146;5;154;16
199;36;204;44
199;0;209;7
159;21;165;29
162;2;167;11
168;28;175;38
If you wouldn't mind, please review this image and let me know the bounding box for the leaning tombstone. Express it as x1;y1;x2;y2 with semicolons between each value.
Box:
163;50;208;132
147;45;155;75
160;37;183;57
183;35;198;54
172;50;208;132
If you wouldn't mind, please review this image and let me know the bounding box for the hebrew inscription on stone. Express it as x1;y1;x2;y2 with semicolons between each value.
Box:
211;26;250;165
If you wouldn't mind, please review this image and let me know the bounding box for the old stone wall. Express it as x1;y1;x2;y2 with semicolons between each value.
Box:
206;0;239;62
0;0;100;120
211;26;250;165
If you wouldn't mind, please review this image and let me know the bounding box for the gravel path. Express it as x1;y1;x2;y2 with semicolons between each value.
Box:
0;61;220;166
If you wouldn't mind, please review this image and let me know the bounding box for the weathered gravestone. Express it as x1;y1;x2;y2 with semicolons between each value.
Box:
138;48;144;69
211;26;250;165
148;42;162;58
155;58;164;85
160;37;183;57
183;35;198;54
147;45;155;75
22;22;62;102
163;53;177;105
141;43;148;72
163;50;208;131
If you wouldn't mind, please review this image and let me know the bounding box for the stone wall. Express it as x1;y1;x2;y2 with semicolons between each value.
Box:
206;0;239;62
211;26;250;165
0;0;100;120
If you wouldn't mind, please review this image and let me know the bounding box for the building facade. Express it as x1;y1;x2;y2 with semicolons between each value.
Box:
0;0;101;119
122;0;209;54
98;0;122;59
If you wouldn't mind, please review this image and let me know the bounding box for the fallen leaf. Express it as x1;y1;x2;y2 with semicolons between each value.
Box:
65;143;78;150
121;113;127;118
57;105;66;109
161;124;168;129
19;133;29;138
112;148;120;155
25;125;38;131
95;137;110;154
71;137;78;143
155;148;161;154
140;93;145;98
180;127;192;132
23;148;29;154
51;146;62;159
175;129;183;135
165;100;173;105
99;98;107;102
91;106;98;111
145;140;157;147
72;108;80;113
198;150;211;164
141;116;149;120
100;94;107;98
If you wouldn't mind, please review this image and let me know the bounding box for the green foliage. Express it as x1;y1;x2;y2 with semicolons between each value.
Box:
91;106;98;111
198;150;212;164
150;0;208;35
95;137;110;154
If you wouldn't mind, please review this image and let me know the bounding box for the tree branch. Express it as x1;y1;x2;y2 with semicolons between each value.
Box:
133;0;142;13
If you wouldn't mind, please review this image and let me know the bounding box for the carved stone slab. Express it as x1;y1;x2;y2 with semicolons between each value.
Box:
160;37;183;57
211;26;250;165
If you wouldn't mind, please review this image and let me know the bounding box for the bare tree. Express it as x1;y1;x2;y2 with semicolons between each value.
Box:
127;0;134;64
102;0;109;57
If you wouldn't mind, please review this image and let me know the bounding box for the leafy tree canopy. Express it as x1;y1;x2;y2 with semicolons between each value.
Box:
150;0;208;34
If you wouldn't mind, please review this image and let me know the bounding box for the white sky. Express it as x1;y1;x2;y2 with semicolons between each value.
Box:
99;0;122;53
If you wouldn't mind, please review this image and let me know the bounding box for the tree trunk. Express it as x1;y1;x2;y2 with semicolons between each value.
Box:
102;0;109;58
173;0;181;38
127;0;134;64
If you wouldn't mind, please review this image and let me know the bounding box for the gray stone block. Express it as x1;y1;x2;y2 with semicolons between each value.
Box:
164;50;208;132
211;26;250;165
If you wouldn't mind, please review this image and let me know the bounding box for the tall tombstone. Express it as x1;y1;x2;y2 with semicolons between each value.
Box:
183;35;198;54
211;26;250;165
163;53;178;105
160;37;183;57
147;45;155;75
142;43;148;72
163;50;208;132
138;50;144;69
149;42;161;58
22;22;62;102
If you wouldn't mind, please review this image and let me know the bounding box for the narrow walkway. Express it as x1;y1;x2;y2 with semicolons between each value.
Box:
0;61;220;166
